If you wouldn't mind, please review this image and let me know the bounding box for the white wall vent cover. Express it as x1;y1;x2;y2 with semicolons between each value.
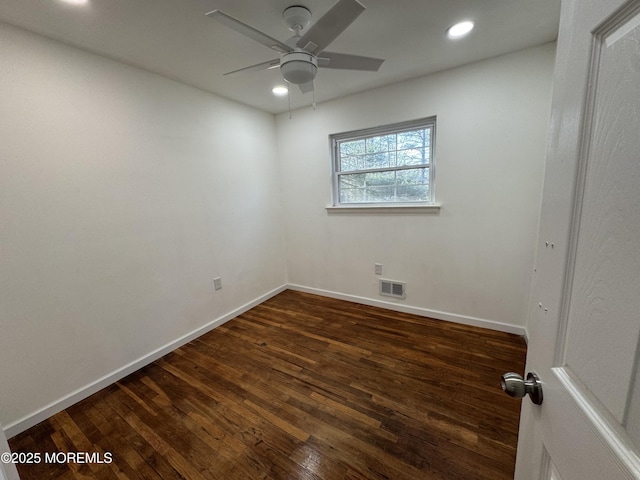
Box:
379;279;406;299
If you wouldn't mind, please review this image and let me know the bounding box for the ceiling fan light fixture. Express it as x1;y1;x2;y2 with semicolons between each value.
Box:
280;52;318;85
446;20;474;39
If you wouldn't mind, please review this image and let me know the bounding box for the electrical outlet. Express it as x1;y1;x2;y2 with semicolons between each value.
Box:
374;263;382;275
214;277;222;291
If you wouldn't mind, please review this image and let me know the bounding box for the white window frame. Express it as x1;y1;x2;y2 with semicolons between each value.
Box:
329;117;437;211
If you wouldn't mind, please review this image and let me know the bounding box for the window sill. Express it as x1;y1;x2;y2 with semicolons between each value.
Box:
325;204;441;214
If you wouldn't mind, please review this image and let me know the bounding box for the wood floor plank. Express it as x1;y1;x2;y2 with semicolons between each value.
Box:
9;290;526;479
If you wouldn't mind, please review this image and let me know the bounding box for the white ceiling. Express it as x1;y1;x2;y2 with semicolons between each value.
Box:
0;0;561;114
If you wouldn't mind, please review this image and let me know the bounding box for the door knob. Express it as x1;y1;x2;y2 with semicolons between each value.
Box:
501;372;543;405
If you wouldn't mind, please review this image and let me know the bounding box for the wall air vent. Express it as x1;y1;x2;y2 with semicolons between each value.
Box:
379;279;406;299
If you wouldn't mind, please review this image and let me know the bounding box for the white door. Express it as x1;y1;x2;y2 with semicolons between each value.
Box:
514;0;640;479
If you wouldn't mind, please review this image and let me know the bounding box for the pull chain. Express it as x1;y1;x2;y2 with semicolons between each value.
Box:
312;81;316;110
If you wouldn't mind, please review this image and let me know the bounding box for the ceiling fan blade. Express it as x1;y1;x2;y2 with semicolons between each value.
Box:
223;59;280;77
298;81;314;94
295;0;365;54
318;51;384;71
206;10;293;54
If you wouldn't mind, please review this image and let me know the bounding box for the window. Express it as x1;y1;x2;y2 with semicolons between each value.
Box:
331;117;436;207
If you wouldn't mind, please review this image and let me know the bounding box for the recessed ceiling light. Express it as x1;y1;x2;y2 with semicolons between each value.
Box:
447;21;474;39
272;85;289;96
60;0;89;5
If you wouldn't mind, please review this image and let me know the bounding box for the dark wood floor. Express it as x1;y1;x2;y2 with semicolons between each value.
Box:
9;290;527;480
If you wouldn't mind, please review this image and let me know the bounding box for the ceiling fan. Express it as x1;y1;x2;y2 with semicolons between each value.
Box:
206;0;385;94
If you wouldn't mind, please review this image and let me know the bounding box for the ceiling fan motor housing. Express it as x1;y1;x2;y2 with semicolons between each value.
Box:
283;6;312;33
280;51;318;85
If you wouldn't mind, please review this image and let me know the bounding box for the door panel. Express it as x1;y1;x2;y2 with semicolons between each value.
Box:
548;461;563;480
563;3;640;424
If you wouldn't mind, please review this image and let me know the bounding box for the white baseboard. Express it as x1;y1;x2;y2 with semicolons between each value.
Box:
286;284;527;337
4;282;526;438
3;285;287;439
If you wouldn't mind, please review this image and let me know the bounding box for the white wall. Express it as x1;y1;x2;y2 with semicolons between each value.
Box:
0;23;286;434
276;43;555;331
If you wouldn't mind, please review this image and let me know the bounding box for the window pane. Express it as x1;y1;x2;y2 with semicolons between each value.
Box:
397;167;429;185
366;170;395;186
365;134;396;154
340;139;365;156
396;184;429;201
338;167;430;203
363;152;393;169
397;129;430;150
365;186;395;202
339;140;364;171
396;168;430;201
339;173;366;189
340;128;431;172
340;187;365;203
340;155;357;171
339;171;394;189
397;148;428;166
